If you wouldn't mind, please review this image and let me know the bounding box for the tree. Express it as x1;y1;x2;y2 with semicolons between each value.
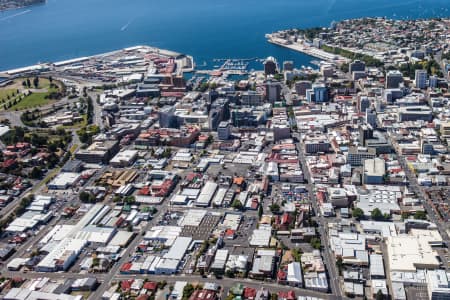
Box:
127;224;133;232
376;289;385;300
270;203;280;214
336;257;343;276
33;77;39;89
79;191;95;203
258;203;263;219
414;210;427;220
182;284;195;300
371;208;384;221
26;78;31;88
92;257;100;267
231;199;243;210
124;195;135;204
352;208;364;220
310;237;321;249
29;167;43;179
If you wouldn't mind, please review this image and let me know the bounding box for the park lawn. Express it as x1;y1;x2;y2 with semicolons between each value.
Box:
9;92;53;110
0;88;15;99
19;77;51;89
60;114;88;129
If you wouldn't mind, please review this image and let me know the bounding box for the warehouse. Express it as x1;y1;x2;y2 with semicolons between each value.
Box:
108;230;134;247
249;225;272;247
212;187;227;207
155;258;179;275
72;225;117;246
36;238;87;272
195;181;218;207
369;254;385;279
170;194;190;205
210;249;229;275
6;211;52;233
47;172;81;190
163;236;192;261
109;150;138;167
144;226;182;246
179;209;206;227
27;195;54;212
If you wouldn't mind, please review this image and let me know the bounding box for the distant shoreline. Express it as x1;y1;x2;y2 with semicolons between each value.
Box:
0;0;45;12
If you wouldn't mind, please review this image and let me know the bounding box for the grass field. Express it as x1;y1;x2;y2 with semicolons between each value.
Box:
9;92;53;110
0;77;63;111
0;89;16;100
60;114;88;129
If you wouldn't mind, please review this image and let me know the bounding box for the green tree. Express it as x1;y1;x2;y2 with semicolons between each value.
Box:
310;237;321;250
231;199;243;210
336;256;343;276
352;207;364;220
371;208;384;221
79;191;95;203
258;203;263;219
414;210;427;220
29;167;43;179
376;289;385;300
182;284;195;300
33;77;39;89
270;203;280;214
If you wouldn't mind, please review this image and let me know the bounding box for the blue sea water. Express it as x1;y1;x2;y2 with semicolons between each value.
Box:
0;0;450;71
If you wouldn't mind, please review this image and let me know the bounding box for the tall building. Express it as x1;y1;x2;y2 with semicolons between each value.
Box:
385;70;404;89
217;121;231;140
283;61;294;72
363;158;385;184
398;106;432;122
159;106;178;128
358;96;371;113
295;81;312;97
415;69;427;89
349;60;366;74
429;75;438;88
366;109;377;128
312;84;329;103
241;91;264;106
441;122;450;137
263;56;279;75
265;81;282;103
348;146;376;166
359;124;374;145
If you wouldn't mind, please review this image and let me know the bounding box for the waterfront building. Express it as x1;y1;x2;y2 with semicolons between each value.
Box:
263;56;279;75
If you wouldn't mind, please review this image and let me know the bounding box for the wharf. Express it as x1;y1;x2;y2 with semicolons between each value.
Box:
267;34;350;64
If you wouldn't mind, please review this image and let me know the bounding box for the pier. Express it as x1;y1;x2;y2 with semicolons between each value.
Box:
266;34;350;65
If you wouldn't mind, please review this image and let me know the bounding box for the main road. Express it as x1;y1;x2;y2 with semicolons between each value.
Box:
294;132;343;299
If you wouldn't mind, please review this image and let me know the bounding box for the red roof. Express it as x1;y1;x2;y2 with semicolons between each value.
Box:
277;269;287;281
120;263;132;272
143;281;158;291
2;159;16;168
278;291;295;300
243;287;256;300
121;279;134;291
225;229;235;236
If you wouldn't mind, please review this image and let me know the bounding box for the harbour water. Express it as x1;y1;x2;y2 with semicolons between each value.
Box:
1;0;450;71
